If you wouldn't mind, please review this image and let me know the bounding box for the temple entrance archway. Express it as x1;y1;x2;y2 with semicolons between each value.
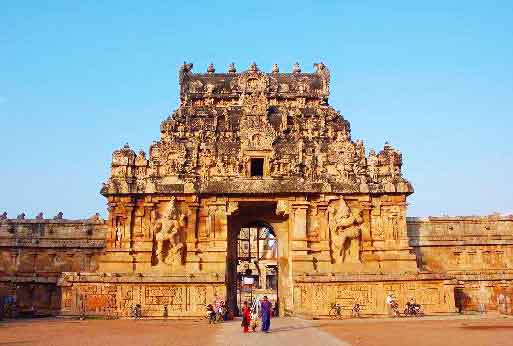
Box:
236;222;278;313
226;201;288;317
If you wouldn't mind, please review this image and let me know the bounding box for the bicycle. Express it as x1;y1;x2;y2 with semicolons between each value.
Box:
351;303;362;318
329;303;344;319
131;304;142;320
390;301;401;317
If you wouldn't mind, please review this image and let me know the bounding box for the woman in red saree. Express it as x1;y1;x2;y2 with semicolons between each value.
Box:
241;301;251;333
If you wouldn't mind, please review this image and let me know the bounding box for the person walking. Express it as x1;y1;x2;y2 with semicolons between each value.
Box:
260;296;272;333
386;292;395;317
241;301;251;333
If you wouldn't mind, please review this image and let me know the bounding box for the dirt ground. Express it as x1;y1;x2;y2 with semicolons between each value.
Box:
319;317;513;346
0;318;218;346
2;317;513;346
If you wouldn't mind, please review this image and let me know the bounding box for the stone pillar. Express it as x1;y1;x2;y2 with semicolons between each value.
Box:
275;199;296;316
315;201;332;269
184;199;200;272
124;204;134;250
290;201;309;257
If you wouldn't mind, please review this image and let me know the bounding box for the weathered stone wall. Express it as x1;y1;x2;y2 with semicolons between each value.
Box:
58;273;224;318
2;213;513;317
408;215;513;313
294;273;456;316
0;216;106;315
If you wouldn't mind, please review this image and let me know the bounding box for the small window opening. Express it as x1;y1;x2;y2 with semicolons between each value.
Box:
250;158;264;177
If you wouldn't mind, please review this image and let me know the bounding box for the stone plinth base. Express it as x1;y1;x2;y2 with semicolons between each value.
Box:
57;272;225;318
294;272;457;317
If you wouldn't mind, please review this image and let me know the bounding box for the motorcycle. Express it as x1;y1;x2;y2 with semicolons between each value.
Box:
404;303;424;317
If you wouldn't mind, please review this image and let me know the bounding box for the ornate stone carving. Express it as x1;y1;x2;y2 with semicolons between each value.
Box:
328;199;364;264
152;197;187;266
101;63;413;196
276;200;290;217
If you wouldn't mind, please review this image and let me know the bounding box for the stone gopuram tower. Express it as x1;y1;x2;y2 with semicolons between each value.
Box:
57;62;455;318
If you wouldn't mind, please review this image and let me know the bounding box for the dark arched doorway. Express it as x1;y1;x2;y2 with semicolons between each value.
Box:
226;202;285;317
236;222;278;313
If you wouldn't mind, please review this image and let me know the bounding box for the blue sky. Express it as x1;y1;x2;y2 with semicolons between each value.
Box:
1;1;512;218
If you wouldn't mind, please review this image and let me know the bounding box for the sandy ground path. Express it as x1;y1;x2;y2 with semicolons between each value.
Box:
0;318;217;346
215;317;349;346
319;316;513;346
2;316;513;346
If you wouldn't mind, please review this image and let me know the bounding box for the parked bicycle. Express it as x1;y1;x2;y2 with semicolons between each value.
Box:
205;304;216;323
390;300;401;317
131;304;142;319
329;303;344;319
351;303;362;318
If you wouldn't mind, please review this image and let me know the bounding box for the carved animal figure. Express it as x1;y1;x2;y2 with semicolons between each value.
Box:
328;199;363;264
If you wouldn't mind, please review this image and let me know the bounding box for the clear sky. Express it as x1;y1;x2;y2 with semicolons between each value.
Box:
1;1;512;219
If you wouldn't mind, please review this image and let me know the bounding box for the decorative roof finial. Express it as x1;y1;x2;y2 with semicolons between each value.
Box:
228;62;236;73
36;212;44;220
123;143;130;149
180;62;193;73
292;62;301;73
249;62;259;72
207;63;215;74
0;212;7;220
272;64;279;73
314;62;327;73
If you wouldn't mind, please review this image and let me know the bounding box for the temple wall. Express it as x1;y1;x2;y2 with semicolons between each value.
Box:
294;274;456;316
1;213;513;317
408;215;513;313
58;273;225;318
0;217;106;315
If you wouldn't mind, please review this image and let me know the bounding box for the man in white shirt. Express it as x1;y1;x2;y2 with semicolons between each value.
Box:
386;293;396;316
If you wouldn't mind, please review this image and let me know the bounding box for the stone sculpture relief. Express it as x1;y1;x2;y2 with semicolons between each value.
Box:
101;62;413;196
328;199;364;264
152;197;186;266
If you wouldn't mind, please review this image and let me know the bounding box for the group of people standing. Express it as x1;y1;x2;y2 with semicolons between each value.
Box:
241;296;272;333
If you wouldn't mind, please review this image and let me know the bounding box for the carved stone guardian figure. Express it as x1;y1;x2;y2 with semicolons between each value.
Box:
328;199;364;264
153;197;187;266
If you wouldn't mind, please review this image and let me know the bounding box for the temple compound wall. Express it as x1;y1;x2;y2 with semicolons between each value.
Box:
0;214;106;316
2;215;512;317
408;215;513;314
1;63;512;319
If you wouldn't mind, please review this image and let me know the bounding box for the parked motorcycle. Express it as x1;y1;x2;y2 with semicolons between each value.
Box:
404;302;424;317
